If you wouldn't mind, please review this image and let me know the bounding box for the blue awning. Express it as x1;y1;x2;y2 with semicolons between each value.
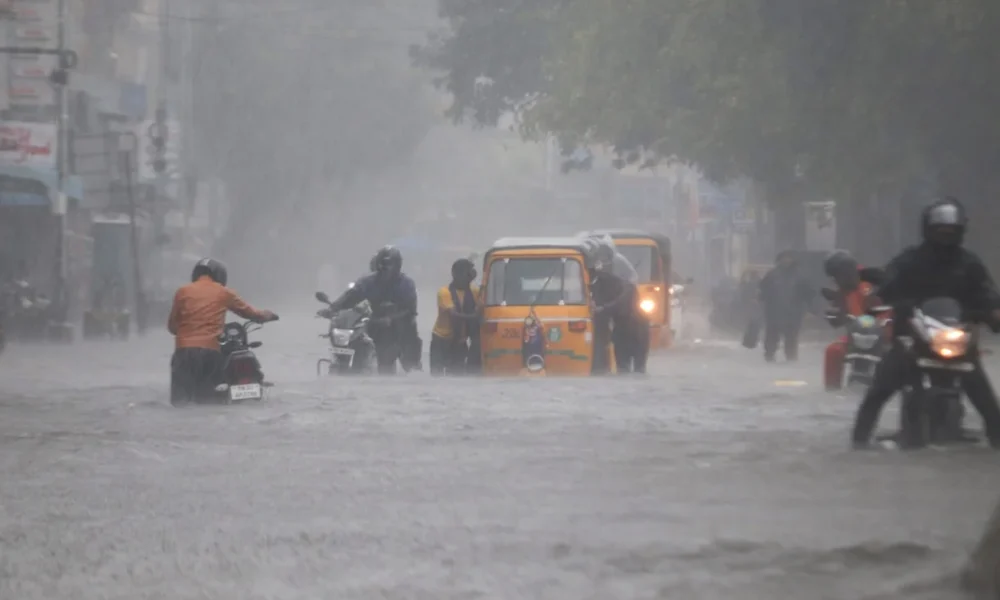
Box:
0;163;84;203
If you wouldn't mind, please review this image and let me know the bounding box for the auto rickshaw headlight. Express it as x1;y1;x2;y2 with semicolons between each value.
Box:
639;298;656;314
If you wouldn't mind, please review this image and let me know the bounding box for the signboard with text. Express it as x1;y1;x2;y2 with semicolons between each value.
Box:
0;121;56;169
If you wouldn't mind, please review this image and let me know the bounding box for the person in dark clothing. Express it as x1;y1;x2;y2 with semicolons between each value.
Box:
612;284;651;374
759;251;814;362
429;258;480;376
330;246;423;372
588;240;647;374
851;197;1000;449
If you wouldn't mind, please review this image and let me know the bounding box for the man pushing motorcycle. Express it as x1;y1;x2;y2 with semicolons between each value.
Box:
325;246;423;372
168;258;279;405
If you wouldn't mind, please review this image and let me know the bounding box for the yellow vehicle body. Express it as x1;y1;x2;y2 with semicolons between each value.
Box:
479;237;606;376
582;229;673;350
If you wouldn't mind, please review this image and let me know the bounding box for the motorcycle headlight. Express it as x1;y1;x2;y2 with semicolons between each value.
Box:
639;298;656;314
332;328;352;346
225;326;242;339
930;327;968;358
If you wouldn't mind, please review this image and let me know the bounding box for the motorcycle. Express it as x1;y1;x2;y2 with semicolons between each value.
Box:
314;291;376;375
212;319;276;404
897;296;994;448
821;287;892;389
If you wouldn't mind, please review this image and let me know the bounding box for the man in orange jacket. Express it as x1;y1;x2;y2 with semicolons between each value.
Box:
168;258;278;405
823;251;882;390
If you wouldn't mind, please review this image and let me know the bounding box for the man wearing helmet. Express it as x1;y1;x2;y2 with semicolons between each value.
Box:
821;250;881;390
328;246;422;372
851;197;1000;449
167;258;278;405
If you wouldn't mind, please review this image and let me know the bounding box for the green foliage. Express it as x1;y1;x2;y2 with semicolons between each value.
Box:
417;0;1000;205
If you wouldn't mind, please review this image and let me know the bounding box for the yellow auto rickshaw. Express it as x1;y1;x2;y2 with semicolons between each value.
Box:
580;229;673;349
479;237;609;376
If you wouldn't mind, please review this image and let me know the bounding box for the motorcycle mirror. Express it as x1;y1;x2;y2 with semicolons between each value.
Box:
249;341;262;348
315;291;330;303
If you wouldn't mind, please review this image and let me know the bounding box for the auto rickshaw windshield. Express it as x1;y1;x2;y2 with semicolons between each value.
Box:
484;257;587;306
614;245;662;283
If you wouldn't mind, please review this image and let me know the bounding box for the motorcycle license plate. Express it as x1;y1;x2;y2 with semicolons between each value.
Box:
331;347;355;357
229;383;262;400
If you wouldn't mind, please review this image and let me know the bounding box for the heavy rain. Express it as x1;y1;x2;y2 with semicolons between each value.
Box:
1;1;999;599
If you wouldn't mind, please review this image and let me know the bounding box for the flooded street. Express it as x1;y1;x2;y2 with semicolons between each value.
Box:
1;311;997;599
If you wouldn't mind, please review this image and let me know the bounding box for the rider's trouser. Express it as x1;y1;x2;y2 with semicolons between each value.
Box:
824;336;848;390
170;347;223;405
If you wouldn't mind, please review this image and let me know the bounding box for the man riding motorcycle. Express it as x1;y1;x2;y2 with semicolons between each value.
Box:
588;240;649;374
325;246;423;372
850;197;1000;449
822;250;885;390
167;258;278;406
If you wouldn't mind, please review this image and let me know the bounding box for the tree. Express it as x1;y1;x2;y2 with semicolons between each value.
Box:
417;0;1000;228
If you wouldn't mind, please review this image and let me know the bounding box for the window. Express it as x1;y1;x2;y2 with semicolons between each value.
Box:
615;245;662;283
485;257;586;306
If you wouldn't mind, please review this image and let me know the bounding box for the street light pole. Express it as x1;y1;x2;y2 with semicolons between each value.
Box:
54;0;67;317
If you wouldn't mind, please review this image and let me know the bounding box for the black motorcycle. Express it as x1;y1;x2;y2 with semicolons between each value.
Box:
213;319;275;404
896;297;993;448
314;291;375;375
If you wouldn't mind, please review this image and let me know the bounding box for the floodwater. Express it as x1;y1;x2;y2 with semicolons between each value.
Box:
1;309;996;599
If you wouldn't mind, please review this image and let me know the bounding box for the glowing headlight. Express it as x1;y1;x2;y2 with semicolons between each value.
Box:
930;327;968;358
226;326;241;339
639;298;656;314
332;328;352;346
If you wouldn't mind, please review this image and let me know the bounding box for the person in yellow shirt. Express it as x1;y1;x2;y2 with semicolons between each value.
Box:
430;258;480;375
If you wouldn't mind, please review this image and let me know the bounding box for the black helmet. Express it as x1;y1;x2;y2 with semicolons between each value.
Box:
451;258;476;281
922;196;967;247
191;257;227;286
823;250;857;279
374;245;402;275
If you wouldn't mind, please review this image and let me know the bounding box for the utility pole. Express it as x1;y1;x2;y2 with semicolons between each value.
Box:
152;0;171;302
54;0;67;317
